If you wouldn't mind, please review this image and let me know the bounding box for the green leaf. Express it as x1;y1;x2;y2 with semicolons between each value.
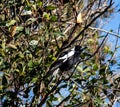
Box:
0;57;3;66
6;20;16;27
76;66;83;72
49;94;58;101
46;100;52;107
29;40;38;46
25;27;30;35
31;77;38;83
26;18;36;25
37;1;43;7
87;39;94;44
46;5;56;10
50;15;57;21
95;97;103;105
110;60;117;65
83;67;91;72
109;51;114;55
28;60;34;68
93;64;98;71
0;85;3;90
2;41;6;50
91;78;97;83
16;26;24;32
110;29;113;32
19;51;24;58
43;12;50;20
7;44;17;50
26;0;31;6
104;46;110;53
15;69;20;73
53;31;65;37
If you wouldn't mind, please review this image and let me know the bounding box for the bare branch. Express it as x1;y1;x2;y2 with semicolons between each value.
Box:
89;26;120;38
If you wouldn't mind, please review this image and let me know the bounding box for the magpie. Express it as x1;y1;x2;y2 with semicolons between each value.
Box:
49;45;86;76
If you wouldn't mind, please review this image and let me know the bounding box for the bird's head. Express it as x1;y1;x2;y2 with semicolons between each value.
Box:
75;45;87;52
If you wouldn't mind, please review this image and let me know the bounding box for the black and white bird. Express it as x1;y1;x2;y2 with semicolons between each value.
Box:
49;45;86;76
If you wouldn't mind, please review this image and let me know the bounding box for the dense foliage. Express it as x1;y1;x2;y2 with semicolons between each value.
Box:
0;0;120;106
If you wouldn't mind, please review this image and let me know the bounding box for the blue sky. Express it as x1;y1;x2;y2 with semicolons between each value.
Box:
102;0;120;69
104;0;120;106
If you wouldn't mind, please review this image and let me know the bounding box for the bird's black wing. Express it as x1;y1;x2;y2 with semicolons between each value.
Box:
58;50;70;58
49;58;64;72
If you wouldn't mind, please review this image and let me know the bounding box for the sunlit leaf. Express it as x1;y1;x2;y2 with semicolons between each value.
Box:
76;66;83;72
104;46;110;53
29;40;38;46
0;57;3;66
7;44;17;50
31;77;38;83
16;26;24;32
0;85;3;90
77;12;83;23
19;51;24;58
43;12;50;20
26;18;36;25
6;20;16;27
46;5;56;10
87;39;94;44
83;67;91;72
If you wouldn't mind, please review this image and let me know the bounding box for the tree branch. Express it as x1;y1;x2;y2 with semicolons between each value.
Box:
89;26;120;38
61;0;113;50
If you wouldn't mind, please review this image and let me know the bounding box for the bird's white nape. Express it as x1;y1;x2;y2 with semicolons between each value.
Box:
59;47;75;61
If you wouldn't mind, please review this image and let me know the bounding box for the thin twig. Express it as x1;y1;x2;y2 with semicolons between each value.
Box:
89;26;120;38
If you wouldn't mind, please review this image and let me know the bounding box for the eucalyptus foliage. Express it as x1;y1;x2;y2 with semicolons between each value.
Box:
0;0;120;107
